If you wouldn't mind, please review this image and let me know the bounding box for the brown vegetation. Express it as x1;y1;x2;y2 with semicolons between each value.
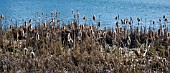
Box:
0;12;169;73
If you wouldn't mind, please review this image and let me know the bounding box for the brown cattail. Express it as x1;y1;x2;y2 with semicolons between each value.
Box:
71;9;74;14
57;18;60;23
90;25;92;30
56;12;60;17
28;24;32;31
82;16;86;20
62;25;66;30
125;19;128;24
129;22;132;25
115;16;118;20
119;27;122;32
150;20;155;25
159;18;161;22
163;15;166;19
137;17;140;23
0;15;4;19
164;18;168;22
51;11;53;16
153;20;155;24
121;19;125;24
42;12;44;15
115;15;119;20
115;22;118;27
51;18;54;22
29;19;32;23
130;17;132;21
24;21;27;26
43;22;47;27
158;28;161;37
98;21;101;27
93;15;96;21
163;24;166;28
10;25;13;29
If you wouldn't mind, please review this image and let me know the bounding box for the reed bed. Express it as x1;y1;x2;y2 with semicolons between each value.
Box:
0;12;170;73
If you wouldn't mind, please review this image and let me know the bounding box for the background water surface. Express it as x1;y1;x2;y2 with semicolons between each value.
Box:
0;0;170;28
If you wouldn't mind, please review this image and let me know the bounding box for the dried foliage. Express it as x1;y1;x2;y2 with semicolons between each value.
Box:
0;13;169;73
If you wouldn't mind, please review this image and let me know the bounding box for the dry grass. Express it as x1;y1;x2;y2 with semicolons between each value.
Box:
0;13;169;73
0;37;169;73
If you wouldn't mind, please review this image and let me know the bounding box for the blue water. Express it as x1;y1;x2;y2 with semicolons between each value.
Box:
0;0;170;28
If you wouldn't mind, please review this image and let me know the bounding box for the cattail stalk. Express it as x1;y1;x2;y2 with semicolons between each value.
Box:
0;17;3;48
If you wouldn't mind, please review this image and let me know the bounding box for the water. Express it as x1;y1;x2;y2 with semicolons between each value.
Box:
0;0;170;28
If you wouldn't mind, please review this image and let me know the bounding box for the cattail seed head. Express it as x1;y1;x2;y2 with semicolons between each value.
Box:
82;16;86;20
43;22;47;27
98;21;101;27
163;15;166;19
57;18;60;23
93;15;96;21
0;15;4;19
71;9;74;14
137;17;140;22
115;22;118;27
164;18;168;22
